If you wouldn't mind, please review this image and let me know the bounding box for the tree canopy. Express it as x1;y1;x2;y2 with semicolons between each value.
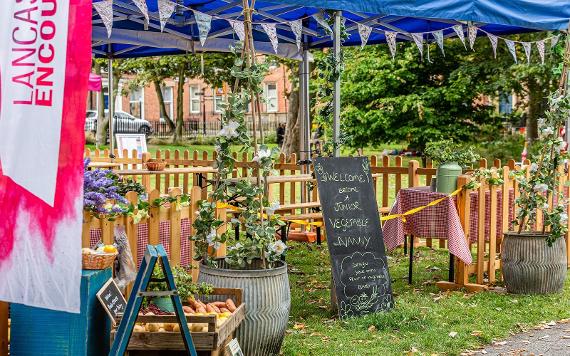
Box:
318;33;565;152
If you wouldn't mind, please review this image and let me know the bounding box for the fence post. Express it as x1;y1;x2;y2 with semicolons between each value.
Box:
82;211;92;248
488;181;498;284
407;160;420;187
190;186;203;281
455;175;471;286
476;181;486;285
141;152;152;192
169;188;182;266
0;302;7;356
148;190;161;245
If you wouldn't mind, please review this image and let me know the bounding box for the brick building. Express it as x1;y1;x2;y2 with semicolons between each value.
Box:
87;62;291;130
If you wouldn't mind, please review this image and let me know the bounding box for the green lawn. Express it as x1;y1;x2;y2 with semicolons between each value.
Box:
282;241;570;355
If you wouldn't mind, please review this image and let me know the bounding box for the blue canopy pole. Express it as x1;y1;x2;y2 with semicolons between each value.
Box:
300;47;311;161
299;46;311;204
332;11;341;157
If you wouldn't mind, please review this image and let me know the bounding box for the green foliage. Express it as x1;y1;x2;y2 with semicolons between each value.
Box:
512;92;570;244
474;134;525;162
147;264;213;302
424;139;480;167
338;33;565;151
192;45;286;269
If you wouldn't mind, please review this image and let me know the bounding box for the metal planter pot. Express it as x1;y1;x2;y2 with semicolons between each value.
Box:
502;232;567;294
198;260;291;356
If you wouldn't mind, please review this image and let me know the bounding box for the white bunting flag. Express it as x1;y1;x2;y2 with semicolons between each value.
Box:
289;19;303;51
433;30;444;55
411;33;424;60
536;39;546;64
261;23;279;53
193;10;212;46
132;0;149;25
505;39;517;63
467;24;477;50
453;25;466;49
229;20;245;41
522;42;532;64
385;31;398;59
487;33;498;58
157;0;176;32
314;13;332;35
358;23;372;48
551;34;560;49
93;0;113;38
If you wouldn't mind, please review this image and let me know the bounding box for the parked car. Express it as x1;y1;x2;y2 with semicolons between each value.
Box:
85;110;153;136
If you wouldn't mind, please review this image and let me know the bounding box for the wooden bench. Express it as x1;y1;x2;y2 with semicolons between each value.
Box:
279;207;393;245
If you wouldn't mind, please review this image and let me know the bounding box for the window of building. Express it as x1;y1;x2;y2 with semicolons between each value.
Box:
190;85;201;113
499;92;513;115
162;86;174;119
214;87;225;113
264;82;278;113
129;87;144;119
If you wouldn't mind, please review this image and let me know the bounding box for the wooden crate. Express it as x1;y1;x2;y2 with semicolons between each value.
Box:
111;288;245;355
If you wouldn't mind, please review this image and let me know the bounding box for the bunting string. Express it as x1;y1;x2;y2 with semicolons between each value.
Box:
91;0;563;63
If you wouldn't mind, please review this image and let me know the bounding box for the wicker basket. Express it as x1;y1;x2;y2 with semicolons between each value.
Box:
82;252;117;270
145;159;167;171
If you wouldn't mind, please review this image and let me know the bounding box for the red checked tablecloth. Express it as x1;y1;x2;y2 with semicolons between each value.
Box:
382;187;473;264
90;218;192;267
468;189;515;243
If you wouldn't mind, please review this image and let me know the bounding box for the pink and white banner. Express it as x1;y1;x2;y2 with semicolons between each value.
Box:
0;0;91;313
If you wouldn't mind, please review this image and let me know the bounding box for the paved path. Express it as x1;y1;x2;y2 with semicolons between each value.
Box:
466;320;570;356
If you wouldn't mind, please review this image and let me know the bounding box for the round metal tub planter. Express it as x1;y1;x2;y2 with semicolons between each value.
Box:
502;232;567;294
198;260;291;356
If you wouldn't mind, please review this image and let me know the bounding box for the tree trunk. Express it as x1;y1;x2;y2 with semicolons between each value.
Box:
526;79;547;143
94;61;109;148
154;79;175;132
173;68;186;143
282;71;301;157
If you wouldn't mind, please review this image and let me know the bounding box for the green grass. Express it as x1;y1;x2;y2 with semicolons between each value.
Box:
282;241;570;355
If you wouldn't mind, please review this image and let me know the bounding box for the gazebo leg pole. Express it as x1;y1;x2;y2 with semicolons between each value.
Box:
299;47;310;207
332;11;341;157
108;57;115;158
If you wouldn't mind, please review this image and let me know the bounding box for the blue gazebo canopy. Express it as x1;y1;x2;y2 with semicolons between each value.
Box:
92;0;570;59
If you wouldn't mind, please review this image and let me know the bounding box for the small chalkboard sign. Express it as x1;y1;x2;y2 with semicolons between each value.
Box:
225;338;244;356
314;157;394;318
97;278;127;325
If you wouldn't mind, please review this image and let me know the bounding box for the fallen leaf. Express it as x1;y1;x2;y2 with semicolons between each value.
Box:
293;323;306;330
480;351;488;354
538;335;550;340
547;321;556;326
562;335;570;339
368;325;377;333
493;341;508;346
470;330;483;337
449;331;458;338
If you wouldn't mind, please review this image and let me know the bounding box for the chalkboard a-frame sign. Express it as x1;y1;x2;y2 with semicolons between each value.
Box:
314;157;394;318
97;278;127;325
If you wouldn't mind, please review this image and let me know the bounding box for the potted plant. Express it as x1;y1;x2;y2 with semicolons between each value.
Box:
424;139;480;193
146;265;213;313
191;43;290;355
503;92;570;294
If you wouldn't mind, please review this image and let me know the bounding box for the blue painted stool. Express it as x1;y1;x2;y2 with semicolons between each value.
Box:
11;269;112;356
